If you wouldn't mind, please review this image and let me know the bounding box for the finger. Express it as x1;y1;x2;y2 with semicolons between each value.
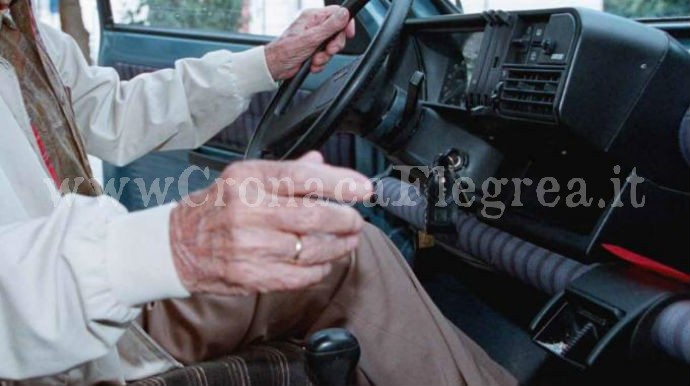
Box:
267;262;333;291
326;30;347;55
272;263;333;291
238;160;373;201
298;151;325;164
277;162;373;200
304;5;341;28
268;198;364;235
310;7;350;42
310;65;326;73
296;233;359;265
230;260;333;293
312;51;332;67
229;228;303;262
296;7;331;29
236;229;359;265
346;19;356;39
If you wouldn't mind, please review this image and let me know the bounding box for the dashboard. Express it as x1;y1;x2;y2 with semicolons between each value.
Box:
438;31;484;106
367;8;690;275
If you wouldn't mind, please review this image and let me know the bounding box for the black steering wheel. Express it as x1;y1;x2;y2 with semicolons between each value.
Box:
245;0;412;160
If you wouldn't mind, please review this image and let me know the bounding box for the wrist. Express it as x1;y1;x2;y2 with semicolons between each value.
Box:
169;201;202;294
264;42;282;81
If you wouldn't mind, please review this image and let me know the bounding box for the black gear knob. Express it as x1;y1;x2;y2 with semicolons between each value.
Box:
305;328;360;386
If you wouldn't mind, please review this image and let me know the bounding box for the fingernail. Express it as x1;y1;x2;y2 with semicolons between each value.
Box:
338;8;349;19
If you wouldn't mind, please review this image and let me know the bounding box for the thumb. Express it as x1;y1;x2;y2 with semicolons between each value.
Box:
312;7;350;40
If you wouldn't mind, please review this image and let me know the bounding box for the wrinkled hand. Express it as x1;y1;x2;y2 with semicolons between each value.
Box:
265;6;356;80
170;152;373;295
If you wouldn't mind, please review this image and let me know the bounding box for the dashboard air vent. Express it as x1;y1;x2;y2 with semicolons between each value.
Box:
499;68;563;122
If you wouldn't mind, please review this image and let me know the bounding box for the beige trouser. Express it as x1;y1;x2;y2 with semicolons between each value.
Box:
140;224;517;386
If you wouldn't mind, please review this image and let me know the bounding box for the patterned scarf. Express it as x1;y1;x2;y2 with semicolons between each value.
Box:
0;0;99;196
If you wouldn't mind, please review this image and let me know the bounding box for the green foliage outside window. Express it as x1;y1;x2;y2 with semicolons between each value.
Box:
604;0;690;19
123;0;247;32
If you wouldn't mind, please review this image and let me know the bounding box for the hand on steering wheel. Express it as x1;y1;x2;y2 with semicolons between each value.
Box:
246;0;412;160
265;6;356;80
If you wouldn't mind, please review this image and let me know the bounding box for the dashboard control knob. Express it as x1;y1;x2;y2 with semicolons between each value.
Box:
541;39;556;55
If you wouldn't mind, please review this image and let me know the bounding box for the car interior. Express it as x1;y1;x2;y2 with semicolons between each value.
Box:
96;0;690;384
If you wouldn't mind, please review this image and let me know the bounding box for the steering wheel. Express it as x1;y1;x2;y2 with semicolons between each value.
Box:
245;0;412;160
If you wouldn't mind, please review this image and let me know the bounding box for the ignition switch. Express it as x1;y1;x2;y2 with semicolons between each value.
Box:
425;148;471;233
445;149;469;171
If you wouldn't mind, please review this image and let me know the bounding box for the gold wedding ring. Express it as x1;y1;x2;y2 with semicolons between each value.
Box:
294;237;304;262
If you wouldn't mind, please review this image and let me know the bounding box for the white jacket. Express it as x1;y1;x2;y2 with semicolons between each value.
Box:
0;24;276;381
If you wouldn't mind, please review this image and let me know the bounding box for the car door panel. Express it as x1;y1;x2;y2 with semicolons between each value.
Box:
98;4;361;210
100;28;359;90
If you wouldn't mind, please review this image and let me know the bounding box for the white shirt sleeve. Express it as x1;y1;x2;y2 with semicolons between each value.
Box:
0;195;188;380
39;24;277;166
0;24;277;381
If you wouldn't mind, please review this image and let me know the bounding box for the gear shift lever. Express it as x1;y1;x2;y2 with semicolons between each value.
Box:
305;328;361;386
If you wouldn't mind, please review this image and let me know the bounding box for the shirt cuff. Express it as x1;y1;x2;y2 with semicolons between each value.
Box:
228;46;278;97
106;203;190;307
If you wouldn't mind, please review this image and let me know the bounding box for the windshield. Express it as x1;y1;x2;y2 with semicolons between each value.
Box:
450;0;690;19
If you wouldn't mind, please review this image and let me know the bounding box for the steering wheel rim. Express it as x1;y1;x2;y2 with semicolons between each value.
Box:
245;0;412;160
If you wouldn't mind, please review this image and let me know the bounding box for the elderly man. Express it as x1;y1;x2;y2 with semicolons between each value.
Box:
0;0;516;384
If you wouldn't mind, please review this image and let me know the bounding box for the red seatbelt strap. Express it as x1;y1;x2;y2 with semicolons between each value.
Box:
31;123;59;187
602;243;690;283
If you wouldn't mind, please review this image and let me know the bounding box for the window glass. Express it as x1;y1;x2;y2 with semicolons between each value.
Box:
111;0;324;35
451;0;690;19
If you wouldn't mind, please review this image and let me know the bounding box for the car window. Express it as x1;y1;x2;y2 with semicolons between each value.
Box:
450;0;690;19
111;0;324;36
